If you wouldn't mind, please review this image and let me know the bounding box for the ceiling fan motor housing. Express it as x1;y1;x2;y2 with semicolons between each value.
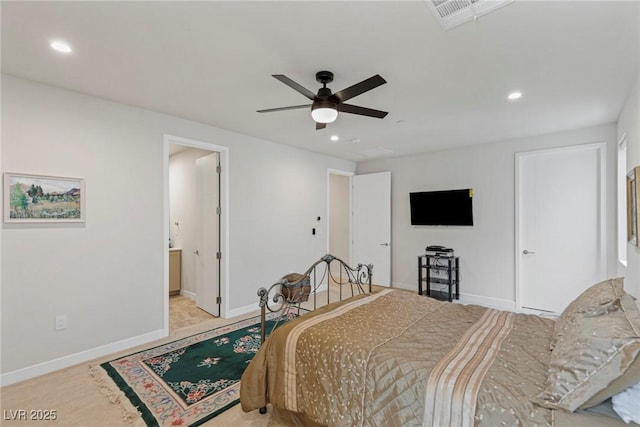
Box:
316;86;336;101
313;86;337;113
312;98;338;111
315;70;334;85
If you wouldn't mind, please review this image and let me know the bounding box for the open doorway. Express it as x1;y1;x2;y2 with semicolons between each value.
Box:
164;135;229;334
329;170;391;288
327;170;353;279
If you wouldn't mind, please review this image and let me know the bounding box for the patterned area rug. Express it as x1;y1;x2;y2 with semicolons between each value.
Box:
94;312;299;426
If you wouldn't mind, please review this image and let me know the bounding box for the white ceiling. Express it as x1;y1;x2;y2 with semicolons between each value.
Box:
2;1;639;162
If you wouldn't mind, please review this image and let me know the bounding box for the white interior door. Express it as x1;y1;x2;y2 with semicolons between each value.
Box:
352;171;391;286
517;144;605;314
195;152;220;316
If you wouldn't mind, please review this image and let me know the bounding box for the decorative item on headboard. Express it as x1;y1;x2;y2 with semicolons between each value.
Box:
256;253;373;344
279;273;311;303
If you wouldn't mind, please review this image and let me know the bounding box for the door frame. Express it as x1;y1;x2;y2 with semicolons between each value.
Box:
163;134;230;334
514;142;606;312
326;169;354;260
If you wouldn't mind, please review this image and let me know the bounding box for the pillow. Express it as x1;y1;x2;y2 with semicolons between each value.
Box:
552;277;625;350
533;292;640;412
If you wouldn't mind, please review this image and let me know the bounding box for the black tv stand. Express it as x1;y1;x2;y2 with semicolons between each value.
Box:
418;254;459;302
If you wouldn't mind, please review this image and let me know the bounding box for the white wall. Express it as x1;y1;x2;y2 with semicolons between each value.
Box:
357;124;618;308
617;73;640;298
169;148;212;295
0;75;355;382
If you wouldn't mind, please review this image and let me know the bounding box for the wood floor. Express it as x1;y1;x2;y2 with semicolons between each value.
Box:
0;285;386;426
0;296;270;427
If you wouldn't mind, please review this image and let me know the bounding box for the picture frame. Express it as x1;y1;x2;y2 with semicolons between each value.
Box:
627;166;640;247
4;173;85;223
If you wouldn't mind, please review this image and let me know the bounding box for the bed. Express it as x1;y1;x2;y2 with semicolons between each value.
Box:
240;256;640;427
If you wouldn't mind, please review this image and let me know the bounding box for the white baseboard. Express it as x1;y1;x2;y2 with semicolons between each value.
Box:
517;307;560;319
390;282;414;291
224;283;331;319
457;293;516;311
225;302;260;319
0;329;166;387
392;282;516;311
180;289;196;299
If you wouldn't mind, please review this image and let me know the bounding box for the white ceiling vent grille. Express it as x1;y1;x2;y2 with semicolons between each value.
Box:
426;0;514;30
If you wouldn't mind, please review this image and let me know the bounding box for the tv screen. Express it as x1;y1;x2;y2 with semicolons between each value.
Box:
410;189;473;226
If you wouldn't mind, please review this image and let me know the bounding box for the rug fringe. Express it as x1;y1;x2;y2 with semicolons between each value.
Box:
89;364;146;427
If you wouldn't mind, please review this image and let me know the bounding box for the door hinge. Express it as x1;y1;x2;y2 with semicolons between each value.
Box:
216;206;221;215
216;252;222;260
216;165;221;174
216;296;222;304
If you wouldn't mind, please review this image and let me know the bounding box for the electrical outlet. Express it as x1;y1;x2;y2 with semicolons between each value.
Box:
55;314;67;331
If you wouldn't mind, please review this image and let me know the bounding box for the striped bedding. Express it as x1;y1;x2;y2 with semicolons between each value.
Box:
422;309;515;427
239;290;588;426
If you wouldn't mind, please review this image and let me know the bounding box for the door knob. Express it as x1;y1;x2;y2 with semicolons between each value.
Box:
193;249;200;255
380;243;390;247
522;250;536;255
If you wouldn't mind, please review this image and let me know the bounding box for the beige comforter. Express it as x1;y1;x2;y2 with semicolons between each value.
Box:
240;289;557;426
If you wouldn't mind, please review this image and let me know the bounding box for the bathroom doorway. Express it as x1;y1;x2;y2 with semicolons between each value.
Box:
164;135;229;333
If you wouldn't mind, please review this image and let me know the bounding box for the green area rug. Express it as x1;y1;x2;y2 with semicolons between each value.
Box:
96;313;298;426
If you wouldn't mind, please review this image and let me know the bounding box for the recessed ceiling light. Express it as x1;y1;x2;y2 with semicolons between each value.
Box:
508;91;522;100
330;135;339;142
50;40;72;54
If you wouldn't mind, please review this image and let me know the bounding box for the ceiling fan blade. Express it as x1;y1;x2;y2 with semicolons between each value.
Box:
316;122;327;130
272;75;316;100
333;75;386;103
257;104;311;113
338;103;388;119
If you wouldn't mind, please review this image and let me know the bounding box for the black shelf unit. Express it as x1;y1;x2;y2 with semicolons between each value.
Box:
418;254;460;302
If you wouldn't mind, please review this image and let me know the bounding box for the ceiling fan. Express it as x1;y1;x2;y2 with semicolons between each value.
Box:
257;71;388;130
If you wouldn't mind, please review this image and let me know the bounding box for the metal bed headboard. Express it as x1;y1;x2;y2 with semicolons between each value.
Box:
256;253;373;344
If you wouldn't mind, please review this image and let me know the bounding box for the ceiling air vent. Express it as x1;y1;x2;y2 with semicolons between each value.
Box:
426;0;514;30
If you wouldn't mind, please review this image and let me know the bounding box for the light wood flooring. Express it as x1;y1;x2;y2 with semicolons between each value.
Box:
0;295;270;427
0;285;386;426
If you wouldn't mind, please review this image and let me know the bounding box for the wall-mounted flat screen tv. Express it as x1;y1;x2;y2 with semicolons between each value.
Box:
410;189;473;226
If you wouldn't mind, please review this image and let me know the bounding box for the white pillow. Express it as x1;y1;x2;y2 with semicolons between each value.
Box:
612;382;640;424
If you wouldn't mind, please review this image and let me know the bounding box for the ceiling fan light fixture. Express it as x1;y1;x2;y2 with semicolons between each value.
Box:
311;107;338;124
311;100;338;124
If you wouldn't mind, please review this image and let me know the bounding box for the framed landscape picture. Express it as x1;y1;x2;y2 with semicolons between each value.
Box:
4;173;85;223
